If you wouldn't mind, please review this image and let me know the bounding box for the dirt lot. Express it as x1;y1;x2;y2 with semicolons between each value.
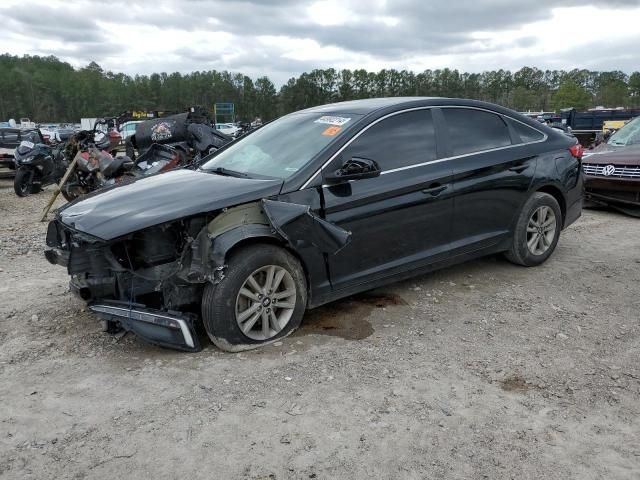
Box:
0;179;639;480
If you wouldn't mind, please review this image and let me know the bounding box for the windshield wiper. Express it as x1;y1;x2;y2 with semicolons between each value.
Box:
209;167;250;178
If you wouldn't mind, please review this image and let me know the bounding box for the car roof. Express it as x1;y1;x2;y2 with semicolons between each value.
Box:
297;97;520;117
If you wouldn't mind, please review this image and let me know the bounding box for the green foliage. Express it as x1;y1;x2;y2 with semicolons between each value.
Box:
0;54;278;122
551;79;592;111
1;54;639;122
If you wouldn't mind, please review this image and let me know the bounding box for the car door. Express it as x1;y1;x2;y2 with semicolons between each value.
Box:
321;109;455;292
440;107;539;253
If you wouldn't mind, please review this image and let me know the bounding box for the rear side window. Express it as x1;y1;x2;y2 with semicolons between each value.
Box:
341;110;437;171
506;118;545;143
443;108;511;156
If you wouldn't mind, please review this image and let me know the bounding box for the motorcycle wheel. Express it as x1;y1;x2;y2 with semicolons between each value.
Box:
60;173;82;202
61;188;79;202
14;168;33;197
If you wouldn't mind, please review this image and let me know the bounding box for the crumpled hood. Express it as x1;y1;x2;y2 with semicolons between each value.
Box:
57;169;283;240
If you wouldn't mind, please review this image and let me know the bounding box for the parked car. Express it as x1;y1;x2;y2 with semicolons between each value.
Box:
215;122;241;137
119;120;143;140
582;116;640;215
53;127;75;143
44;97;583;352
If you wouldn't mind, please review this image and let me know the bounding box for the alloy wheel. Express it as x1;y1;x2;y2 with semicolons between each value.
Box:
235;265;297;341
526;206;556;255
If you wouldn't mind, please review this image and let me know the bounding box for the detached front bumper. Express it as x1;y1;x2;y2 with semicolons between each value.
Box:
90;301;201;352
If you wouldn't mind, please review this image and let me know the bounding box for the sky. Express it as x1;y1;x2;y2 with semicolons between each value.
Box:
1;0;640;85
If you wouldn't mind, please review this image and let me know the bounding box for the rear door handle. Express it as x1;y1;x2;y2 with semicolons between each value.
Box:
422;184;447;196
509;164;528;173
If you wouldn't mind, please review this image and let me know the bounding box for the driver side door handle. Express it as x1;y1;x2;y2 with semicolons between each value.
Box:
422;184;447;196
508;164;528;173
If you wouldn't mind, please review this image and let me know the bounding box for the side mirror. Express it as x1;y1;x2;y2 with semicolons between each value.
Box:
324;157;381;184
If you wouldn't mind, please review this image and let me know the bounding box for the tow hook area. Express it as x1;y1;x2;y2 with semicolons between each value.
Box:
89;300;201;352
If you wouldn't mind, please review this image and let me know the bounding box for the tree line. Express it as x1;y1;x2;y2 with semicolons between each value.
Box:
1;54;640;123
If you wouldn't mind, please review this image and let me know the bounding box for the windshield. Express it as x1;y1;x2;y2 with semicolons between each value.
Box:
201;112;360;178
608;116;640;146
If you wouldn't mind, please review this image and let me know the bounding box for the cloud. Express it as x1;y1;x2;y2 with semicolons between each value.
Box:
0;0;639;85
2;3;111;43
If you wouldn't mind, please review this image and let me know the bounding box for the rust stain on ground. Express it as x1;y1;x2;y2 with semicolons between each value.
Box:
297;292;407;341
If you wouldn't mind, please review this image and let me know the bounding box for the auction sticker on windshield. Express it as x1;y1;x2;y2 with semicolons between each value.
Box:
19;141;35;149
322;126;342;136
314;116;351;126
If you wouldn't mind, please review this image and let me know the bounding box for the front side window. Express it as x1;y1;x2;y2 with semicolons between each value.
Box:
201;112;361;179
340;110;437;171
443;108;512;156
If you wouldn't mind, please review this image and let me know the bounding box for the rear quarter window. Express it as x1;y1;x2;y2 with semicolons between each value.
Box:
442;108;512;156
506;118;545;143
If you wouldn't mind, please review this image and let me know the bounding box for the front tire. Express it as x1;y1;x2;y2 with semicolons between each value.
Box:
202;244;307;352
505;192;562;267
14;168;33;197
61;187;79;202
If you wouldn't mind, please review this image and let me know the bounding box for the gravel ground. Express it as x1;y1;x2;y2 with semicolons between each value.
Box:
0;179;639;480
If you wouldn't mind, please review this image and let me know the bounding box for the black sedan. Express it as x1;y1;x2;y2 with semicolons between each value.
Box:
45;97;583;352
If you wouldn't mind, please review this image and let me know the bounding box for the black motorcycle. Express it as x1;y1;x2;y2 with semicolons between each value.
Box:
126;109;232;163
13;130;69;197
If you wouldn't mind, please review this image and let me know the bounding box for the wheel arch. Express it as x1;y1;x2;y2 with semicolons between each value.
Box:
211;226;312;298
534;183;567;227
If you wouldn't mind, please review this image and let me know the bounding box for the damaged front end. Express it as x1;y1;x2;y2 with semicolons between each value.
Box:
45;215;209;351
44;199;350;352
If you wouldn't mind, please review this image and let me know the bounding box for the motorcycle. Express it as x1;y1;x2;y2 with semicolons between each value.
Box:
13;130;69;197
187;122;232;163
125;109;232;163
61;123;134;200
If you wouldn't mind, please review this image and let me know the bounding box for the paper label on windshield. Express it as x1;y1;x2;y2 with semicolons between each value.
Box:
315;116;351;126
19;140;35;149
322;126;342;136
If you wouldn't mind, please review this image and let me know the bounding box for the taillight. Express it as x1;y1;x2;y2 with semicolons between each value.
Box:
569;143;584;159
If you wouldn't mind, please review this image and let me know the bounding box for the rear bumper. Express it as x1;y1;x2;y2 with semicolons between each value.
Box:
0;155;15;173
565;196;583;228
89;301;201;352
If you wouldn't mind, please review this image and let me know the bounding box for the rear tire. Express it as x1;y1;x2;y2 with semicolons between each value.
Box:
201;244;307;352
13;168;33;197
505;192;562;267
